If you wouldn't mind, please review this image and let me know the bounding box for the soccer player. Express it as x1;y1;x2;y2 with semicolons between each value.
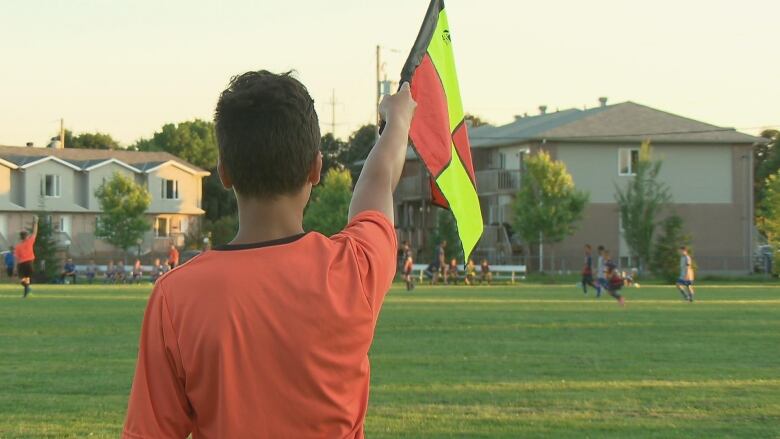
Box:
595;245;607;298
480;258;493;285
604;261;626;307
167;243;180;270
4;247;14;278
403;255;414;291
60;258;77;284
132;259;143;283
14;216;37;298
676;246;695;302
123;71;416;437
581;244;598;294
151;258;165;283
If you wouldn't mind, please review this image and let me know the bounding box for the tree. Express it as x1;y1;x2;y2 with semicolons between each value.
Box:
754;129;780;205
204;215;239;247
464;113;490;128
429;208;462;263
512;151;588;272
95;173;151;254
303;168;352;236
63;130;121;150
615;141;671;272
758;171;780;245
202;172;237;222
341;125;377;182
32;215;59;282
651;215;691;283
320;133;347;175
132;119;217;170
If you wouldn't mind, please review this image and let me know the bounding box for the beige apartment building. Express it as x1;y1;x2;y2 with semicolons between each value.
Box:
394;101;762;273
0;144;209;259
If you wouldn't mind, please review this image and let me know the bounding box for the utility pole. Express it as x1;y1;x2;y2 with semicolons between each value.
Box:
59;118;65;149
326;89;339;137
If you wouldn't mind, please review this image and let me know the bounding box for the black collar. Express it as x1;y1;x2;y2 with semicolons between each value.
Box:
212;233;308;251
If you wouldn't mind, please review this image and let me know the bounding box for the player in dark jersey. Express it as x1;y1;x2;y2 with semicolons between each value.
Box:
604;261;626;307
403;255;414;291
581;244;599;294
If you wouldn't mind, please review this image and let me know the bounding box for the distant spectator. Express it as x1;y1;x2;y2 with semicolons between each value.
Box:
105;260;115;284
447;258;459;284
480;259;493;285
465;258;477;285
115;261;127;284
403;255;414;291
168;244;180;270
132;259;143;283
60;258;77;284
85;259;97;284
151;258;165;283
4;247;14;278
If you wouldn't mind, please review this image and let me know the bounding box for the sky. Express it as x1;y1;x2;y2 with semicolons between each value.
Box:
1;0;778;147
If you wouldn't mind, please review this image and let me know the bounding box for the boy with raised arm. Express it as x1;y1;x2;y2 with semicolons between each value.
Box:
15;216;38;298
123;71;415;438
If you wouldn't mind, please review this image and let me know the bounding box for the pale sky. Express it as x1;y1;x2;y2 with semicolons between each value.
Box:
1;0;778;147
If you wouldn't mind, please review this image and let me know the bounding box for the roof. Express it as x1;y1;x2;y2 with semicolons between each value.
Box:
469;101;763;148
0;145;209;175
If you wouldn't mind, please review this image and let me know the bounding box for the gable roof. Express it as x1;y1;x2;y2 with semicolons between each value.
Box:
0;145;209;175
470;102;763;148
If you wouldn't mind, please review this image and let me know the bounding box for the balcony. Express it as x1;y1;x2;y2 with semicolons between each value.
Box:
395;174;431;201
475;169;522;194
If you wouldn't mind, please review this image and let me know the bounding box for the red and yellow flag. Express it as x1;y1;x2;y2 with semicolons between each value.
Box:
401;0;483;257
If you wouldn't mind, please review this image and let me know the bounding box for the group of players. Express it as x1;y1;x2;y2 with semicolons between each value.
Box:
398;240;493;290
580;243;696;306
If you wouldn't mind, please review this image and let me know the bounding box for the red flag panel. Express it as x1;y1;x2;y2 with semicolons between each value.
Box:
409;53;451;177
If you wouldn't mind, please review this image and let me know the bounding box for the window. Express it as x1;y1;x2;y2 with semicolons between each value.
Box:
155;217;170;238
161;179;179;199
41;174;61;197
618;148;640;176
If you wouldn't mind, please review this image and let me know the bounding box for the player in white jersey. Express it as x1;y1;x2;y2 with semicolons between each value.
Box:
675;246;695;302
595;245;607;298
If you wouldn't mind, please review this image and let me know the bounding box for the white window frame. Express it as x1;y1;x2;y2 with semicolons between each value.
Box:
155;216;170;238
161;179;179;200
618;148;640;176
42;174;61;198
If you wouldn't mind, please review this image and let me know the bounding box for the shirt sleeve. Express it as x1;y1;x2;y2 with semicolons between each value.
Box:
332;211;397;319
123;282;192;438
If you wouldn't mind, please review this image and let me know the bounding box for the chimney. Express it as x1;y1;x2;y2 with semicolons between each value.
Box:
26;142;34;148
539;105;547;115
514;114;524;121
47;136;61;149
599;97;608;107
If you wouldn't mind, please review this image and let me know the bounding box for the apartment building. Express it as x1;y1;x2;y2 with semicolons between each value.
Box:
394;100;762;273
0;144;209;258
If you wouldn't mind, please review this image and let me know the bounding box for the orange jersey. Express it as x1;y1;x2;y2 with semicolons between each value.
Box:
123;211;396;438
14;234;36;263
168;247;179;264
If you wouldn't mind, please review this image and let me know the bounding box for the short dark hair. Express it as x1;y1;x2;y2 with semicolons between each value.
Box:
597;245;604;251
680;246;688;251
20;230;28;240
215;70;320;198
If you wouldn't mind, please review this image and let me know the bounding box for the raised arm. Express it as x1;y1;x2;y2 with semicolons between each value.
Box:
348;83;416;223
31;215;39;236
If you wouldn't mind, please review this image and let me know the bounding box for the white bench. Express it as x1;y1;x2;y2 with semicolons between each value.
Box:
409;263;527;284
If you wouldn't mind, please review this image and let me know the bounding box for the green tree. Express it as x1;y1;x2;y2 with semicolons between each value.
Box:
32;215;59;282
512;151;588;272
615;141;671;273
303;168;352;236
63;130;121;149
429;208;462;263
132;119;217;169
203;215;239;247
464;113;490;128
321;133;347;175
651;215;691;283
754;129;780;205
95;173;151;255
758;171;780;246
341;125;377;182
202;172;237;222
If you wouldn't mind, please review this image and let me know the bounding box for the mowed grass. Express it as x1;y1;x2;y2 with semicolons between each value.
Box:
0;282;779;438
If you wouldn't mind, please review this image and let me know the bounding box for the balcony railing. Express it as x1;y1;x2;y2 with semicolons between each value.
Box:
475;169;522;194
395;175;431;201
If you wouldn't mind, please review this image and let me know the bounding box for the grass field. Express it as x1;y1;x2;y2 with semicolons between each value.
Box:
1;282;779;438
